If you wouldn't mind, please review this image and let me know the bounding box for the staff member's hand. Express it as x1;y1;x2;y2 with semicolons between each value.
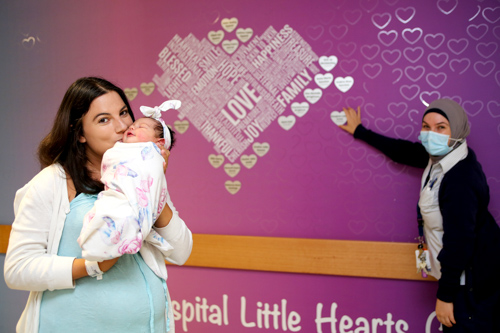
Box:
339;106;362;135
435;299;456;328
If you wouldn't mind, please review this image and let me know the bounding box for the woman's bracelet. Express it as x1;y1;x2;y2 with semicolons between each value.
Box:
85;260;103;280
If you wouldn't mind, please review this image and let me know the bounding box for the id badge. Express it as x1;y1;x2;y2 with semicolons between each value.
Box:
415;249;431;275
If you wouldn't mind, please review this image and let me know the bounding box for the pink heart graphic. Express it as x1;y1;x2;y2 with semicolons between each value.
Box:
424;33;445;50
487;101;500;118
348;220;367;235
473;61;496;77
442;95;462;105
394;124;415;140
494;26;500;40
381;49;402;65
306;25;325;40
366;153;386;169
360;44;381;60
388;102;408;118
395;7;416;24
447;38;469;55
348;146;367;162
371;12;391;29
378;30;398;46
329;25;349;40
324;92;343;108
426;72;447;89
392;68;404;84
476;42;498;59
404;66;426;82
427;52;449;69
400;84;420;100
467;24;488;41
463;100;484;117
360;0;379;13
343;9;363;25
420;91;441;106
437;0;458;15
402;27;423;44
345;96;365;108
403;47;424;63
449;58;471;75
338;42;357;57
374;118;395;133
482;7;500;24
353;169;372;184
339;59;359;74
362;63;383;79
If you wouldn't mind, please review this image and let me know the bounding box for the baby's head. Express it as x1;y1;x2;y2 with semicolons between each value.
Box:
122;117;176;149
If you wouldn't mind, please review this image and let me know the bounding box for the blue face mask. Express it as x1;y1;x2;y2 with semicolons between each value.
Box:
418;131;457;156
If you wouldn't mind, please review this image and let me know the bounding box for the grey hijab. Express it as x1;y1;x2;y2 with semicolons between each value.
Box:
423;99;470;162
424;98;470;139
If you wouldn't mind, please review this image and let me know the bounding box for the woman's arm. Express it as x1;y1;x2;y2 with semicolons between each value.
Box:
154;193;193;266
4;169;75;291
339;107;429;168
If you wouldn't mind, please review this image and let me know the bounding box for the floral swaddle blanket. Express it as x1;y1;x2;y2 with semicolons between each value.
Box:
78;141;173;276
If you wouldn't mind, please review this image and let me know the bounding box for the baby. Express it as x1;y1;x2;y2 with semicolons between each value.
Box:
78;100;180;278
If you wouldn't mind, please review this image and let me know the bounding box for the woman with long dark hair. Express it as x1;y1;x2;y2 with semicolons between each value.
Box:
4;77;192;332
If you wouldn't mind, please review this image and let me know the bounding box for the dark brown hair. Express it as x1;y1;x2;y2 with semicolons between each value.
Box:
151;119;177;149
37;77;135;194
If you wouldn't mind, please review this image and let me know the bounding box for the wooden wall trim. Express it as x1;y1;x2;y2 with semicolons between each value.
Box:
0;225;434;281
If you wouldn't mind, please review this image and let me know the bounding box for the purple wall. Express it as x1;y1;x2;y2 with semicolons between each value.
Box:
1;0;499;332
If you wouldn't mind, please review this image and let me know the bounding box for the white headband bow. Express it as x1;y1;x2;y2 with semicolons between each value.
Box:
139;100;181;149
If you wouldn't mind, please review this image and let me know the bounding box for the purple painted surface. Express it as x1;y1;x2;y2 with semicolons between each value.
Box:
1;0;500;332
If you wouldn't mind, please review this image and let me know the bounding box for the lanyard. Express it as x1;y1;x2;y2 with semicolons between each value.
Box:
416;166;432;278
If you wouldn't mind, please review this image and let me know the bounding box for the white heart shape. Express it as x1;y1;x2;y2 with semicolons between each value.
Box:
303;88;323;104
334;76;354;93
221;17;239;33
173;120;189;134
252;142;270;157
314;73;334;89
318;55;338;71
236;28;253;43
124;88;138;101
140;82;155;96
208;30;225;45
225;180;241;194
208;154;225;168
291;102;310;117
224;163;241;177
222;39;239;54
330;111;347;125
240;154;257;169
278;115;296;130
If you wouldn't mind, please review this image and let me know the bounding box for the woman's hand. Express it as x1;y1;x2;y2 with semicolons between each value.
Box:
160;147;171;173
72;257;119;280
339;106;362;135
155;203;173;228
435;299;456;328
99;257;119;272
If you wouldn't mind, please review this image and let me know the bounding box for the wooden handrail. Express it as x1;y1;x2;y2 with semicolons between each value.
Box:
0;225;434;281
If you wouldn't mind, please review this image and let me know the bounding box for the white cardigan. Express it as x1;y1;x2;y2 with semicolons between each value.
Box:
4;164;192;333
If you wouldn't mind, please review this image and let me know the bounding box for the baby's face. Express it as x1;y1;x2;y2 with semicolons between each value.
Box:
122;118;158;144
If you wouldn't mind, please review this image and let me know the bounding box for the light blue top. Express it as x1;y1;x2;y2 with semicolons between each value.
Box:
39;193;168;333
